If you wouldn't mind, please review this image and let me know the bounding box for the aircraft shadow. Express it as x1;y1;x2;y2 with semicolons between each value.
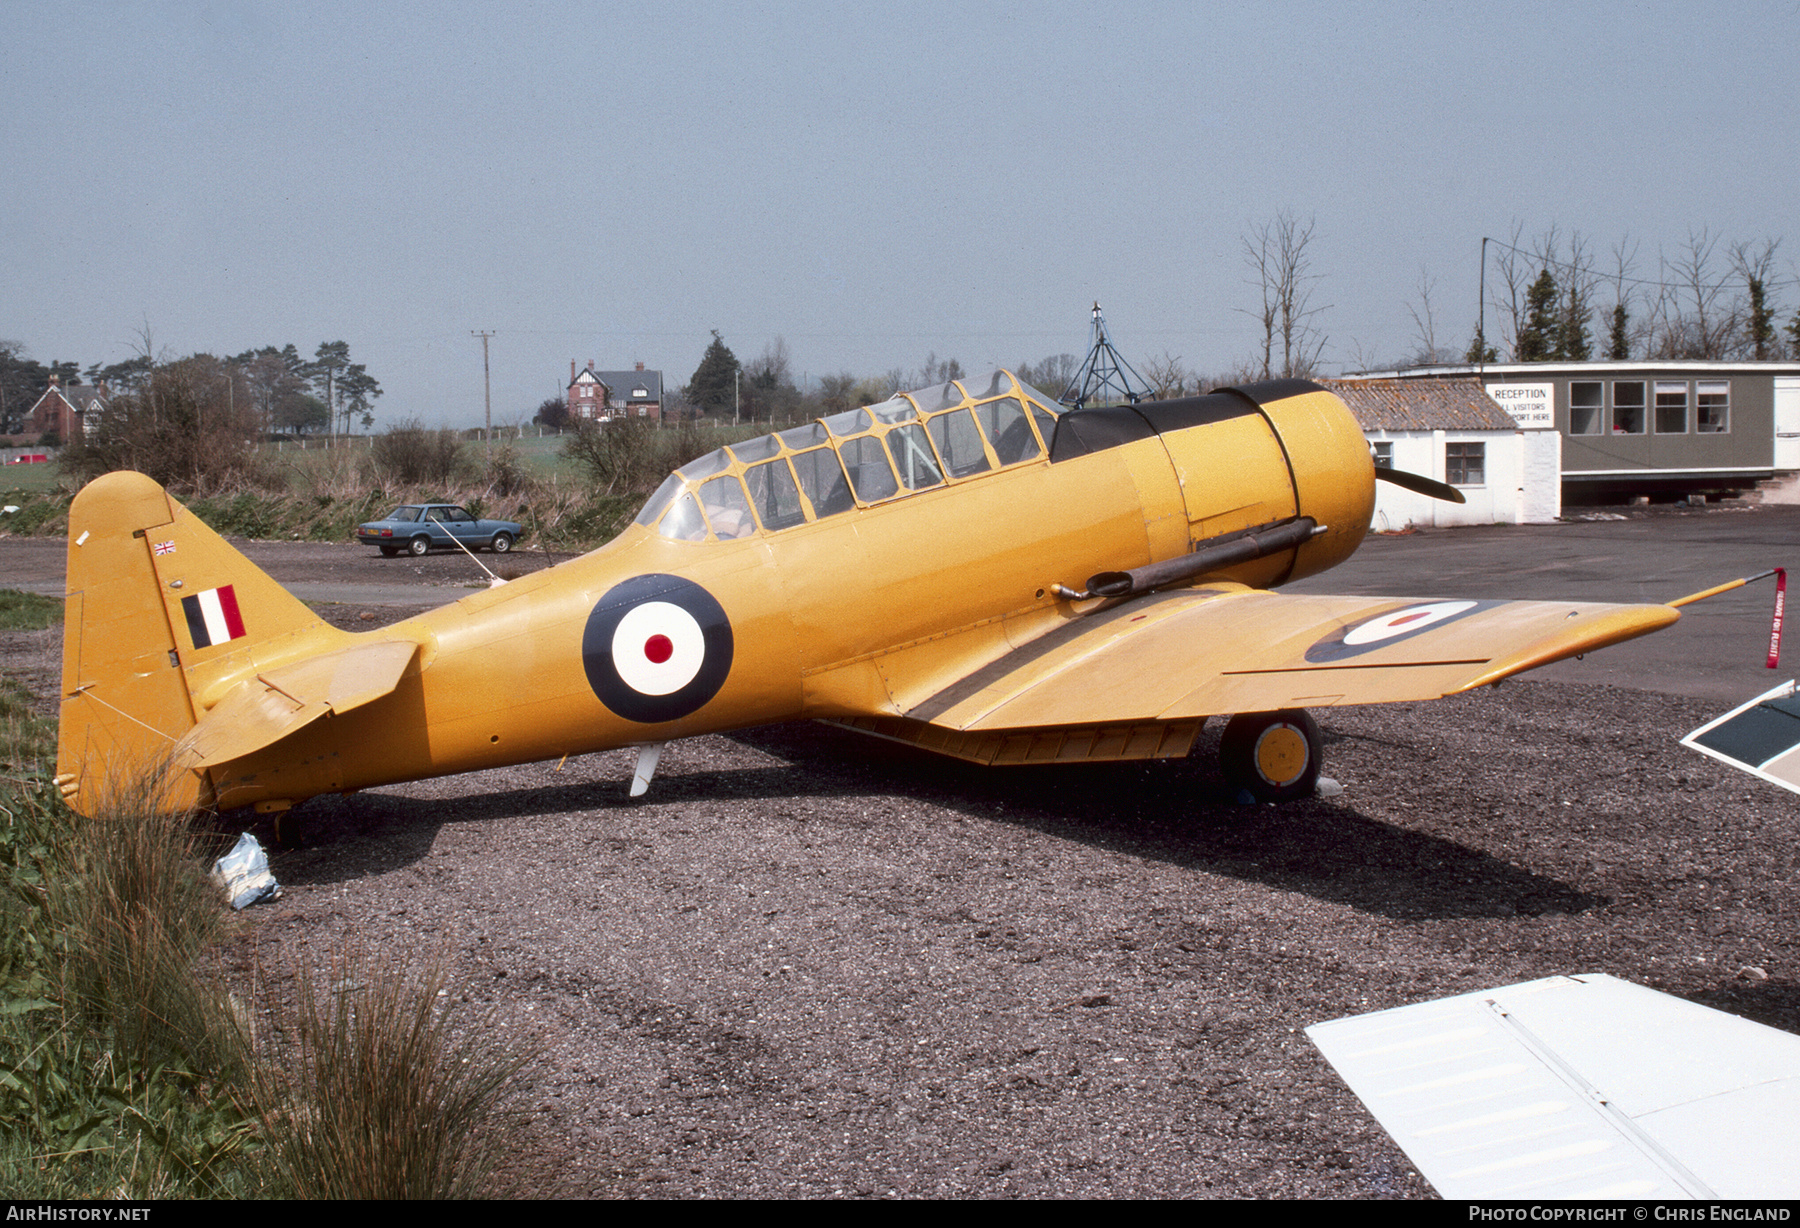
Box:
730;722;1607;923
258;720;1604;923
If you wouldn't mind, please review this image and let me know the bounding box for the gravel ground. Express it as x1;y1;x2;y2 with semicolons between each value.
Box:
8;541;1798;1198
232;648;1798;1198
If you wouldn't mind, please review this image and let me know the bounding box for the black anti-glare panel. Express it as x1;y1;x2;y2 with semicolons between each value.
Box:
1134;394;1259;434
1213;378;1326;406
1048;406;1156;461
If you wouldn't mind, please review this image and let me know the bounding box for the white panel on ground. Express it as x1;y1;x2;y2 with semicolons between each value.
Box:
1307;974;1800;1200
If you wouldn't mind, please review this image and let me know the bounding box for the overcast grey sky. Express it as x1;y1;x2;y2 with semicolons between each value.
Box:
6;0;1798;428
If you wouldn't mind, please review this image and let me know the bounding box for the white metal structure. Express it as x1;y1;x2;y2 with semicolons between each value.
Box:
1308;974;1800;1199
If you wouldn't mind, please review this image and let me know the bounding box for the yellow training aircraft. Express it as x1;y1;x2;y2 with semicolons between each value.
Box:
56;372;1683;816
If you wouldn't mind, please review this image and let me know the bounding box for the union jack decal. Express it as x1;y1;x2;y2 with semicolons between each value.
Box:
153;540;176;556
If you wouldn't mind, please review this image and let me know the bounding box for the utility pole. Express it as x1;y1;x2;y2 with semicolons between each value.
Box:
471;330;494;441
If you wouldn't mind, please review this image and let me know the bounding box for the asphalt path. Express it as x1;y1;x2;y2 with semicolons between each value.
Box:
5;502;1796;704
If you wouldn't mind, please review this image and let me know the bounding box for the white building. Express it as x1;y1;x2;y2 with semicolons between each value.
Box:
1325;377;1560;528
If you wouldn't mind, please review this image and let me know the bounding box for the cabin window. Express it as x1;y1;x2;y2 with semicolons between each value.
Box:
839;435;899;502
657;492;709;541
1697;380;1730;433
823;407;872;436
913;381;964;414
699;475;756;540
927;408;993;478
1446;442;1484;486
1612;382;1646;434
975;397;1041;466
635;473;683;526
729;434;780;464
790;447;855;518
872;398;918;425
744;459;807;530
966;369;1014;399
886;423;944;490
1569;382;1604;435
678;448;729;480
779;422;828;450
1655;381;1689;434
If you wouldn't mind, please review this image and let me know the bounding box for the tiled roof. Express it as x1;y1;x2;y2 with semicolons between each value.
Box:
1322;377;1516;432
594;370;662;401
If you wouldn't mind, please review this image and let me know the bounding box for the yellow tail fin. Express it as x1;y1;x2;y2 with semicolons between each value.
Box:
56;472;342;814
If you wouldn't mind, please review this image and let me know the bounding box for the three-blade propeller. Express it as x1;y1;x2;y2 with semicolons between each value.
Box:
1375;465;1466;504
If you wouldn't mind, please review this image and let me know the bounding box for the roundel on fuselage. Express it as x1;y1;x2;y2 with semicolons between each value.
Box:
583;574;734;723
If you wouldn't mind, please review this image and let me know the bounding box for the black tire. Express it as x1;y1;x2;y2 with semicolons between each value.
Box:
379;545;399;557
1219;709;1322;803
490;532;513;553
409;535;431;556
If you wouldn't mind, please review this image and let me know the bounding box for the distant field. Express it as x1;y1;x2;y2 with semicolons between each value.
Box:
0;460;63;494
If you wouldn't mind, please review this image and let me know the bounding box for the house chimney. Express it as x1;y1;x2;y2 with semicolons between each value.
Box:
571;359;576;384
636;361;645;372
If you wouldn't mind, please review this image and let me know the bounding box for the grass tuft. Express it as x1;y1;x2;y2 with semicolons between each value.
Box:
253;944;529;1199
49;766;243;1077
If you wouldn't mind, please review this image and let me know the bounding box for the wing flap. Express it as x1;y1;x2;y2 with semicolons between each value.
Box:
889;587;1677;732
178;639;419;771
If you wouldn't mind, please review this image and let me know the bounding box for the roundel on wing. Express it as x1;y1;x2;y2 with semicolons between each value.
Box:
583;574;734;723
1305;599;1497;663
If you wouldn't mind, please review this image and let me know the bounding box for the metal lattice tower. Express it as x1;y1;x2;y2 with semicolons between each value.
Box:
1060;302;1152;408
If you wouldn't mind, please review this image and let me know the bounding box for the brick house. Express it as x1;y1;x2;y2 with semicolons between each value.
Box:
568;360;664;423
23;375;107;444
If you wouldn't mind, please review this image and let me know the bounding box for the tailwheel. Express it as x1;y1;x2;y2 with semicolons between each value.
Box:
1220;709;1322;803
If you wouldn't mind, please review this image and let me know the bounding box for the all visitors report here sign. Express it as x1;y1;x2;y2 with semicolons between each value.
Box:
1485;382;1555;429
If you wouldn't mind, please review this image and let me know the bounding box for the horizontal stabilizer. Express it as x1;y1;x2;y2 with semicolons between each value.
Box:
1307;975;1800;1199
178;639;419;770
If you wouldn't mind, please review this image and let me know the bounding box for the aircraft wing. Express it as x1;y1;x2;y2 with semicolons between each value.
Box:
829;585;1677;760
1306;975;1800;1199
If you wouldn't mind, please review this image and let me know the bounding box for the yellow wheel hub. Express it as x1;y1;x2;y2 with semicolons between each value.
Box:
1254;724;1309;786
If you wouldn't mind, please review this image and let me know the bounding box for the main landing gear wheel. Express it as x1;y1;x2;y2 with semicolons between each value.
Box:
1220;709;1322;803
409;535;431;556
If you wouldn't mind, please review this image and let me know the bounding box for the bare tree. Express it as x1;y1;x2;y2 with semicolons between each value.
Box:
1556;231;1599;360
1650;228;1738;359
1240;210;1328;378
1405;266;1458;365
1241;227;1279;378
816;372;857;416
1141;352;1190;399
746;336;792;387
1016;354;1078;395
1489;221;1532;358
